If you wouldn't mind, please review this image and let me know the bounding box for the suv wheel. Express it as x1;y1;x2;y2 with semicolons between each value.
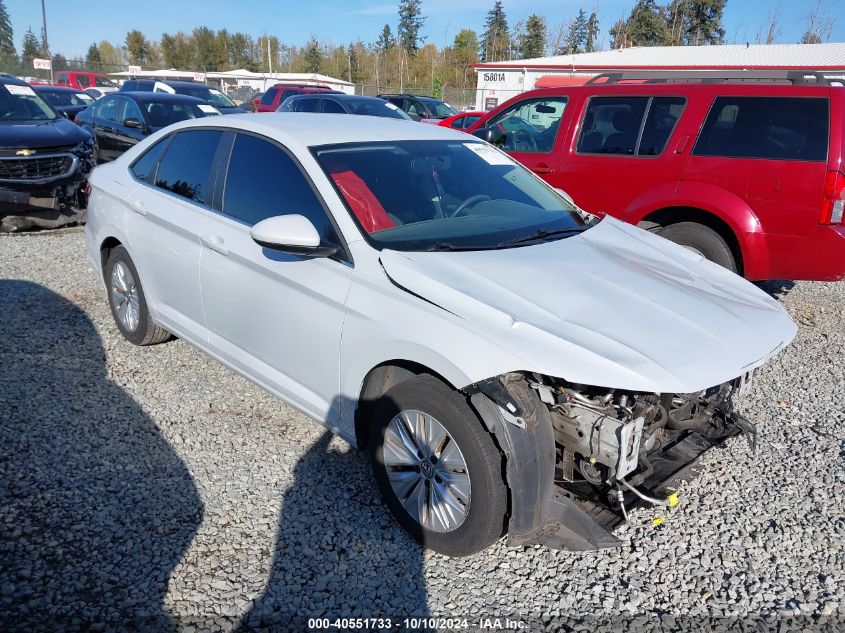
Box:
370;374;508;556
105;246;171;346
658;222;737;273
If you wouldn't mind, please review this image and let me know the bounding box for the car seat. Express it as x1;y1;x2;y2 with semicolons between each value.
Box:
603;110;637;154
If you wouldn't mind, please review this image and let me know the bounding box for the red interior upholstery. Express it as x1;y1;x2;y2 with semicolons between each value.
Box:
330;170;396;234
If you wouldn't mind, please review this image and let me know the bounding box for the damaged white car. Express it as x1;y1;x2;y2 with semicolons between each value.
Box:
84;115;797;556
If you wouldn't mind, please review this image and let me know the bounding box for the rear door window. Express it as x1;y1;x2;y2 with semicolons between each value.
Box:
321;99;345;113
577;96;686;156
295;97;321;112
154;130;223;205
94;96;120;123
693;96;829;162
77;74;91;88
260;88;279;105
487;97;568;153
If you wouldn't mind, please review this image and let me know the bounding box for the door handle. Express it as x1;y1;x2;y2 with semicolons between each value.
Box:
129;200;147;216
201;235;229;256
532;164;556;174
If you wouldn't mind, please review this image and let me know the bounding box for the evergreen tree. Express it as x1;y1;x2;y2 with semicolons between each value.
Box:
572;9;589;53
86;43;102;70
51;53;68;71
666;0;726;45
303;37;323;73
0;0;14;59
586;12;600;52
482;0;510;62
21;27;39;65
376;24;394;54
623;0;667;47
398;0;425;54
518;15;546;59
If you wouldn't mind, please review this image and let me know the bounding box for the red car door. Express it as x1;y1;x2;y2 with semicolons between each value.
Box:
557;93;691;217
481;95;573;179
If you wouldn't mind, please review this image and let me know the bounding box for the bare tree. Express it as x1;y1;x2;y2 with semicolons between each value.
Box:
803;0;835;43
755;6;781;45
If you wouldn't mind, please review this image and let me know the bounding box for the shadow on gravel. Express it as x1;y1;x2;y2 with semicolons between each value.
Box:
755;279;796;300
239;431;430;631
0;280;203;631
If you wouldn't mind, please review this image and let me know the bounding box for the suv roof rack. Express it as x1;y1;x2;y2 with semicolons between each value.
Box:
585;70;842;87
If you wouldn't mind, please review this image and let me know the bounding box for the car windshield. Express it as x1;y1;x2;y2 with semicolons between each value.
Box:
345;98;412;120
143;100;216;128
420;98;458;118
314;140;585;252
0;83;58;122
40;90;94;107
174;85;236;108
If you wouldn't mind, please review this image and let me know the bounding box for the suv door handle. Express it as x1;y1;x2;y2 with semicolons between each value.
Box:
532;165;556;174
201;235;229;256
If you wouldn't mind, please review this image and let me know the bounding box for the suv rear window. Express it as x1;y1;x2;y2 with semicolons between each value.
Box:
260;88;278;105
577;96;685;156
693;96;829;162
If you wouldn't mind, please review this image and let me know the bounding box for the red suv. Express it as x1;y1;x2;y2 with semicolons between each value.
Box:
470;72;845;282
254;84;340;112
55;71;117;91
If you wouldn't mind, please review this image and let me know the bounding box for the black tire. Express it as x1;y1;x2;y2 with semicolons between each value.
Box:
658;222;737;273
369;374;507;556
105;246;171;346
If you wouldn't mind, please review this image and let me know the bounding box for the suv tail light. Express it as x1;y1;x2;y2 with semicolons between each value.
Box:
821;170;845;224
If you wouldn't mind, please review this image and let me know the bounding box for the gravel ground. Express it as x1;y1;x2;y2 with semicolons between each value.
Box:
0;228;843;632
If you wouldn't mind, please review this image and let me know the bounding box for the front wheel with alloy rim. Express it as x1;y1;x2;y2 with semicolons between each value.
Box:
105;246;171;346
370;374;508;556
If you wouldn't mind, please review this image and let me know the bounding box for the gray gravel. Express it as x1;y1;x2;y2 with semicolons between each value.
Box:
0;228;843;632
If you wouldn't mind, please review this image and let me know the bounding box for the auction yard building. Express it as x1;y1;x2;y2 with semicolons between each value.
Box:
473;42;845;111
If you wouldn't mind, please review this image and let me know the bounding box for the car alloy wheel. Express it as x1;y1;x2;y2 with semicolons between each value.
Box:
383;409;471;533
110;261;140;332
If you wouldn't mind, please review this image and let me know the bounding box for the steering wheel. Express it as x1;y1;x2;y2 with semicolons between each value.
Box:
450;194;491;217
512;129;538;152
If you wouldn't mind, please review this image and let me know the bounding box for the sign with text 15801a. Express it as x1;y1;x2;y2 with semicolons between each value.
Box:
33;58;52;70
482;72;506;83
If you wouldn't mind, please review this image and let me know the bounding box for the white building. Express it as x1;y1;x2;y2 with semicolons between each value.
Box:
109;68;354;95
473;42;845;110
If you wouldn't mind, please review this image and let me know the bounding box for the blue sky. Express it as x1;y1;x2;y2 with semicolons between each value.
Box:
8;0;844;59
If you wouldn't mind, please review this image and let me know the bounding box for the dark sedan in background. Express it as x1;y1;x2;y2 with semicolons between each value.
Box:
32;86;96;122
278;93;413;119
119;79;245;114
75;92;220;163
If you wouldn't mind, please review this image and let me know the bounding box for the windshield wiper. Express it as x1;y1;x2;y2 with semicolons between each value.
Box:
425;242;491;252
495;227;584;248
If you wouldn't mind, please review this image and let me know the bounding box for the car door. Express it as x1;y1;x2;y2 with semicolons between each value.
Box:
90;96;121;162
562;95;689;215
111;97;147;157
484;96;571;178
199;131;353;423
124;129;225;339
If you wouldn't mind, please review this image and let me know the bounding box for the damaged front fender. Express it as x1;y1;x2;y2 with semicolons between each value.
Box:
469;373;622;551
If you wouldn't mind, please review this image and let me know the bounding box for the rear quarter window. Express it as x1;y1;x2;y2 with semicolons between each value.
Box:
693;96;829;162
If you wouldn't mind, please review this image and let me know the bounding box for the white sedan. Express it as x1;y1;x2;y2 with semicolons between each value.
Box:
84;114;796;556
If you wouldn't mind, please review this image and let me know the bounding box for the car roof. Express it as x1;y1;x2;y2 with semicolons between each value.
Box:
33;85;83;93
287;93;382;101
159;112;471;148
158;80;212;89
0;74;28;86
117;91;208;104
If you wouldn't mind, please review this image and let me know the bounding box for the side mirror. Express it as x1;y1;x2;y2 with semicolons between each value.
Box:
124;118;145;131
471;126;506;147
250;214;338;258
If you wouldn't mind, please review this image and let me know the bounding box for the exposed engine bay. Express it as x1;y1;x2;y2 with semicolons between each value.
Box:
532;374;756;526
470;370;757;548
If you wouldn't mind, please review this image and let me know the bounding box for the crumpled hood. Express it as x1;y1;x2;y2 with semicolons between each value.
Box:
379;216;797;393
0;117;90;149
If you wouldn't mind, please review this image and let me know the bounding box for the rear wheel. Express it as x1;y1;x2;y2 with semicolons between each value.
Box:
658;221;737;273
105;246;171;346
369;374;508;556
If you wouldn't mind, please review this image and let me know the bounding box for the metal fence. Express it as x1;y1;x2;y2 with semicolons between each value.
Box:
356;85;478;110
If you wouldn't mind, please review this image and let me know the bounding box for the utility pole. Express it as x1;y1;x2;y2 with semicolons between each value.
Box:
267;38;273;75
40;0;53;83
